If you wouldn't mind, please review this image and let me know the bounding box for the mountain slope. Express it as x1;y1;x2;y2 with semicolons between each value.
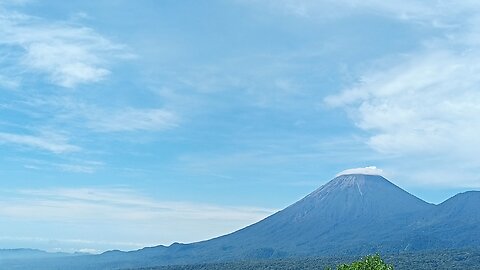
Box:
197;174;433;256
410;191;480;249
122;174;435;265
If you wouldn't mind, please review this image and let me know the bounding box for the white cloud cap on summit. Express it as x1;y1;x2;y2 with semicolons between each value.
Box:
336;166;384;177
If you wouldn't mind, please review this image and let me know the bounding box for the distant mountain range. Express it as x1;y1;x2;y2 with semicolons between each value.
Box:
0;248;75;260
3;174;480;270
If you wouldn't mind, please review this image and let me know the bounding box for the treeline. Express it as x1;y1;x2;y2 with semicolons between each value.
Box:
132;249;480;270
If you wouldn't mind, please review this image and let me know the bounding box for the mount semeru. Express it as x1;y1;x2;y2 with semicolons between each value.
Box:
4;174;480;270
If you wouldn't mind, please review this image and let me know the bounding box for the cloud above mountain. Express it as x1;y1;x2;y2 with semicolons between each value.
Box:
336;166;384;177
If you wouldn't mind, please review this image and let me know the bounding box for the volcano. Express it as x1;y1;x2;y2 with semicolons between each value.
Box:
119;173;439;265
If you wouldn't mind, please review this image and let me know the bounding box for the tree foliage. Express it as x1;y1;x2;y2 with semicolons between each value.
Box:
330;254;394;270
132;249;480;270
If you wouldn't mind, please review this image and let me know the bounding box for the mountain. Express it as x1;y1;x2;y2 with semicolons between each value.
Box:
408;191;480;250
0;248;81;270
0;248;72;260
186;174;434;259
3;174;480;270
435;191;480;222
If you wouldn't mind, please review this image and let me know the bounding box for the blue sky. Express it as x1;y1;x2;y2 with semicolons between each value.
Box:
1;0;479;253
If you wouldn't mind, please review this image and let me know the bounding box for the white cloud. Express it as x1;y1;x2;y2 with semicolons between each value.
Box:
242;0;480;25
21;42;111;88
18;97;180;133
326;49;480;157
19;158;103;174
0;74;20;89
87;108;179;132
55;163;99;174
0;188;276;251
336;166;384;177
326;50;480;187
7;188;274;221
324;1;480;187
0;131;80;153
0;236;145;253
0;6;130;88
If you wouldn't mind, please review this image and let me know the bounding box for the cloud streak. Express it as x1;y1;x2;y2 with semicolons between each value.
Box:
0;187;276;251
0;131;80;153
87;108;179;132
242;0;479;24
19;97;180;133
0;6;131;88
4;188;274;222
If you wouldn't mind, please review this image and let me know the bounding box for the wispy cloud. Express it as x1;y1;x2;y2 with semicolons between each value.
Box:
336;166;384;177
0;6;131;88
19;97;180;133
0;74;19;89
4;188;274;221
18;158;103;174
0;131;80;153
326;50;480;157
0;188;276;251
55;163;100;174
0;236;146;253
241;0;477;24
87;108;179;132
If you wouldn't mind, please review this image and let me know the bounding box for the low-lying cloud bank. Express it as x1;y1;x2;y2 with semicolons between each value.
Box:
0;188;276;252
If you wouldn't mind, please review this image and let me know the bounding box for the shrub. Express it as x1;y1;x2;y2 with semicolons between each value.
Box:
327;254;394;270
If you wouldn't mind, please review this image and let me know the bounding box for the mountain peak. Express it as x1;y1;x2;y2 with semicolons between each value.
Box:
336;166;384;177
299;173;431;221
332;173;388;185
457;190;480;197
308;173;394;198
439;190;480;209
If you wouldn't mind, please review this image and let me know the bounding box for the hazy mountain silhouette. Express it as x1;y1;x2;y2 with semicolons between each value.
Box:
0;248;74;260
3;174;480;270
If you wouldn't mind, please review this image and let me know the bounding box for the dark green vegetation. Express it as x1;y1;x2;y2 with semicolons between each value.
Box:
335;255;393;270
132;250;480;270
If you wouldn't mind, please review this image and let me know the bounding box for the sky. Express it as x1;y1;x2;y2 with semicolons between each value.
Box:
1;0;480;253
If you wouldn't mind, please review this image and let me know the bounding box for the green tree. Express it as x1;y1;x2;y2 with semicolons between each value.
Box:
326;254;394;270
